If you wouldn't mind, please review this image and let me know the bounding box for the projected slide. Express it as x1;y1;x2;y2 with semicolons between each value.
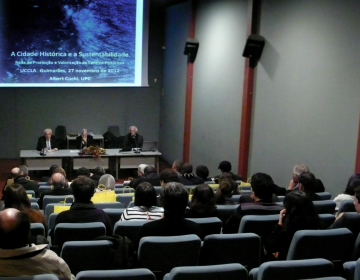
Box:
0;0;146;87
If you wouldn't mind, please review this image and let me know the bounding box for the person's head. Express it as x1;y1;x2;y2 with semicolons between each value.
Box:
344;173;360;196
129;126;138;136
94;166;105;176
0;208;30;249
53;167;66;177
81;129;88;138
137;164;148;177
98;174;115;190
49;164;59;174
196;165;209;180
172;160;184;172
3;184;31;210
77;167;91;177
11;167;22;178
51;173;67;189
190;184;216;214
71;176;96;203
283;191;319;232
215;179;236;204
159;169;180;186
160;182;188;218
292;164;309;183
218;161;232;172
298;172;316;193
180;163;193;175
135;182;157;208
354;186;360;213
144;166;156;175
250;173;275;201
18;165;29;176
44;128;52;140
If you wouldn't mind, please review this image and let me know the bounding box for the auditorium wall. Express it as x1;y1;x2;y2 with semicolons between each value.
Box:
0;7;163;159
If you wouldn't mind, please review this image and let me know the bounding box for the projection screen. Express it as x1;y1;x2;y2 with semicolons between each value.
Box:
0;0;148;87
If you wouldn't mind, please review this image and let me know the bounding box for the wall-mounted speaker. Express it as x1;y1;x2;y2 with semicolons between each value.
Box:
243;34;265;60
184;38;199;59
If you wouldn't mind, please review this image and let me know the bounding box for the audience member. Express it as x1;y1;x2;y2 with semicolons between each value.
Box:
123;126;143;149
215;179;238;205
298;172;321;201
18;165;31;180
172;160;184;176
223;173;284;233
137;182;202;244
287;164;325;193
185;184;217;218
130;166;161;189
137;164;148;177
77;167;91;178
333;173;360;211
214;160;242;182
264;191;319;260
47;167;68;185
36;128;59;151
91;166;106;186
40;164;59;182
179;163;204;185
53;176;113;240
9;167;38;196
96;174;116;192
159;169;180;185
120;182;164;222
38;173;73;209
2;184;46;229
0;208;74;279
195;165;212;182
76;128;94;149
330;186;360;236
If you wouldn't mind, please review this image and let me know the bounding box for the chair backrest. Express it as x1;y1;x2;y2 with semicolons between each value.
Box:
30;202;39;210
287;228;353;262
216;204;239;223
108;125;120;137
316;192;332;200
55;125;67;140
256;258;333;280
230;195;241;203
186;217;222;239
115;183;124;188
114;220;152;242
318;214;336;229
48;212;59;236
201;233;260;270
0;275;59;280
313;200;336;214
276;196;285;202
30;197;37;203
94;202;124;209
138;234;201;274
238;215;279;236
352;230;360;260
338;199;356;213
154;186;162;196
128;201;135;208
26;190;36;198
75;268;155;280
30;223;45;237
54;222;106;249
43;195;74;210
103;208;125;227
355;257;360;280
38;185;52;197
163;263;248;280
45;203;72;219
60;240;114;275
116;194;134;206
115;188;135;194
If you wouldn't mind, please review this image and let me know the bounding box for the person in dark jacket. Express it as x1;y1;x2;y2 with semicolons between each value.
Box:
185;184;217;218
129;166;161;189
298;172;322;201
214;161;242;183
10;167;38;196
179;163;204;186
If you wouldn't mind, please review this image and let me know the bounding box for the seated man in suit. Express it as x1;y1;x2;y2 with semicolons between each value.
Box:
223;172;284;233
36;128;59;151
137;182;202;245
76;128;94;149
179;163;204;186
8;167;38;196
123;126;143;149
129;166;161;189
0;208;74;279
38;173;73;209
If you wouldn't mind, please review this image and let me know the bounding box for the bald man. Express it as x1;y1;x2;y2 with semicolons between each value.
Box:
10;167;38;196
0;209;74;279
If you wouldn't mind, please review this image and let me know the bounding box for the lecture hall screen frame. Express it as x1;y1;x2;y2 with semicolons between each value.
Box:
0;0;148;87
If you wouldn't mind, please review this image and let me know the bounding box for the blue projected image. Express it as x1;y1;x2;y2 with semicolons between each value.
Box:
0;0;144;86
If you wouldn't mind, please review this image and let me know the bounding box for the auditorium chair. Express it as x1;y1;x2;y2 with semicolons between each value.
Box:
93;202;124;210
200;233;261;270
163;263;248;280
75;269;155;280
338;200;356;214
47;212;59;236
116;194;134;207
249;258;334;280
60;240;115;275
186;217;222;239
351;232;360;261
216;204;238;224
0;275;59;280
42;195;74;210
114;220;152;242
55;125;67;149
312;200;336;214
38;185;51;197
30;223;45;237
138;234;201;277
26;190;36;198
343;256;360;280
318;213;336;229
316;192;332;200
44;203;72;219
53;222;106;249
128;201;135;208
103;208;125;227
30;202;39;210
115;187;135;194
238;215;279;237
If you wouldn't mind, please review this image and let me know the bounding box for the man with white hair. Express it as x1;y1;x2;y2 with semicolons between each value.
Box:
11;167;38;196
36;128;59;151
123;125;143;149
76;128;94;149
287;164;325;193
